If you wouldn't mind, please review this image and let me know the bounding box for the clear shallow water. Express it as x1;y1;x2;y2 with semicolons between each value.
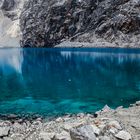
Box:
0;48;140;116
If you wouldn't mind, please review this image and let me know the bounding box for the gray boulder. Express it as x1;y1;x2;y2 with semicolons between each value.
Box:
0;127;10;137
115;130;132;140
70;125;96;140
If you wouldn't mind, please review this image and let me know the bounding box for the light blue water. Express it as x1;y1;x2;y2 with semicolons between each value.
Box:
0;48;140;116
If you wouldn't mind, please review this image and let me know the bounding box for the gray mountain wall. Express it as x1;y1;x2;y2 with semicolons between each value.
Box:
0;0;140;47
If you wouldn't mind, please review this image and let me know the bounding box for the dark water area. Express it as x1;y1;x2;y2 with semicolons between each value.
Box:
0;48;140;117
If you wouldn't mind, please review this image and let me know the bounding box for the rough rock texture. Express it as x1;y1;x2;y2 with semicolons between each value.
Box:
0;0;27;47
0;0;140;47
0;127;10;137
115;130;132;140
20;0;140;47
70;125;96;140
0;101;140;140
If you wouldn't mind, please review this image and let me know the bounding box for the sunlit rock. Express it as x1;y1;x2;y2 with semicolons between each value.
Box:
115;130;132;140
0;0;27;47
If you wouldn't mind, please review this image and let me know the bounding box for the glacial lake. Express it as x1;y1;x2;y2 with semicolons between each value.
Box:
0;48;140;117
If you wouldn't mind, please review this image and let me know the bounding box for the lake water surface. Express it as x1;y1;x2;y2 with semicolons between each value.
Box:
0;48;140;116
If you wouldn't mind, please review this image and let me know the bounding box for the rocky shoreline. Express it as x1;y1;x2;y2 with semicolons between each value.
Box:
54;41;117;48
0;101;139;140
54;41;140;48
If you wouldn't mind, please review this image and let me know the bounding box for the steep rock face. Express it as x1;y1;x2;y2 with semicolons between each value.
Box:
0;0;27;47
20;0;140;47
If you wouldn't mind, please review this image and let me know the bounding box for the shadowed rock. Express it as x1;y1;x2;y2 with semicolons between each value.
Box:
1;0;15;11
20;0;140;47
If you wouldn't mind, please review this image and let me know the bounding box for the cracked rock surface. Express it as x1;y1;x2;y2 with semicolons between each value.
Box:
20;0;140;47
0;0;27;47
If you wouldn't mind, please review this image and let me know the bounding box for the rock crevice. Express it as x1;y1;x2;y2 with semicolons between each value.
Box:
20;0;140;47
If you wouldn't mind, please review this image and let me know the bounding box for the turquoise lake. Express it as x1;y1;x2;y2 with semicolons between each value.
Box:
0;48;140;116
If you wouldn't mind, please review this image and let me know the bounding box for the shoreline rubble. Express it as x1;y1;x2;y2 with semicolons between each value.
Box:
0;101;139;140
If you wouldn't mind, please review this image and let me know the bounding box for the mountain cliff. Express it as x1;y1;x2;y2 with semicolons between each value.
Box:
0;0;27;47
0;0;140;47
20;0;140;47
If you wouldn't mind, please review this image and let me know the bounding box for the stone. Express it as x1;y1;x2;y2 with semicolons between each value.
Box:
56;117;63;122
115;131;132;140
99;136;110;140
91;125;100;135
11;134;24;140
70;125;96;140
54;131;71;140
12;122;25;132
109;128;118;134
116;106;123;110
95;111;101;116
101;105;111;113
3;138;13;140
108;121;122;130
39;132;55;140
63;122;84;131
134;0;140;6
86;114;94;118
0;127;10;137
0;121;11;127
130;104;135;107
7;114;17;120
77;113;85;118
63;124;73;131
136;101;140;106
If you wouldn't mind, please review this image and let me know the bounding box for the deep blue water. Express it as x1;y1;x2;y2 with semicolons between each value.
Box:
0;48;140;116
